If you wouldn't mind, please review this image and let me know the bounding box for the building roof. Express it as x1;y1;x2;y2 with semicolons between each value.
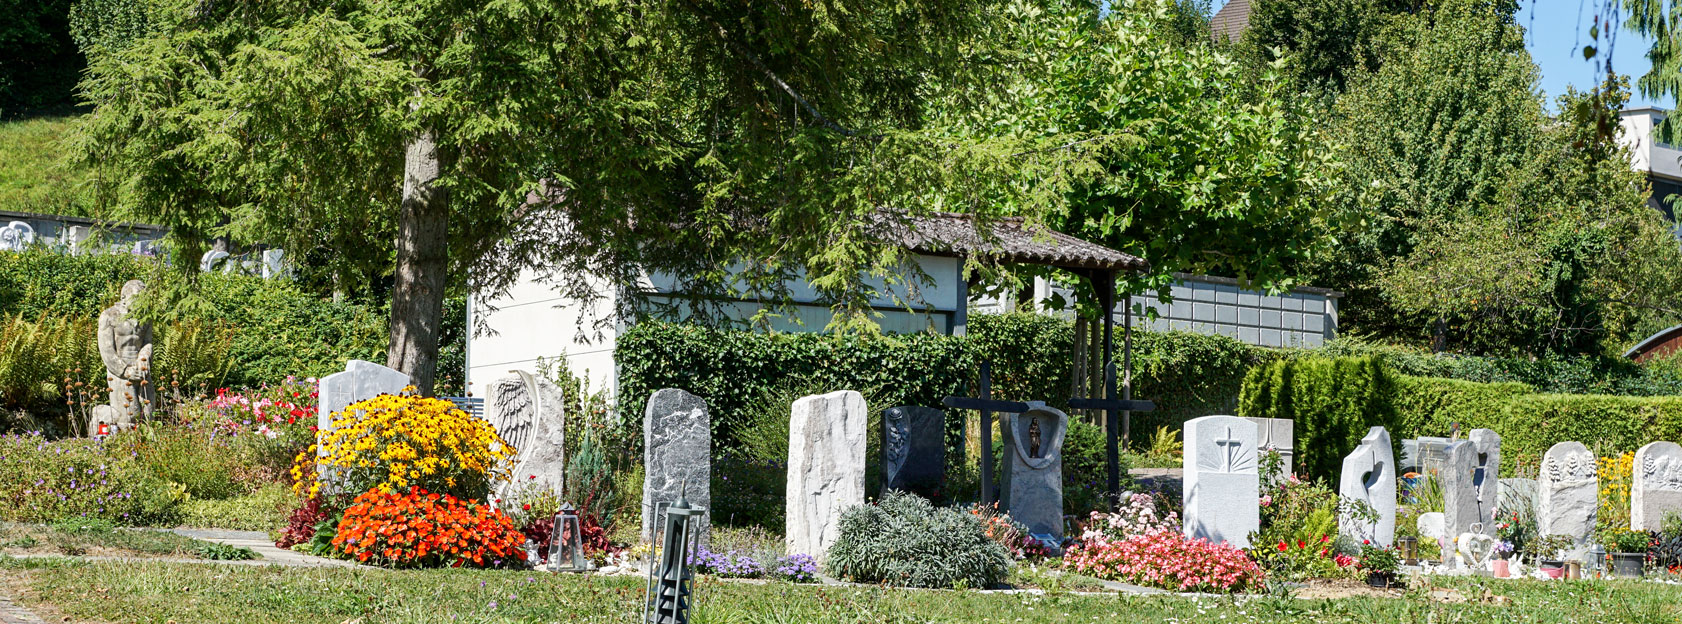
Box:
1210;0;1252;43
1624;324;1682;360
894;212;1148;273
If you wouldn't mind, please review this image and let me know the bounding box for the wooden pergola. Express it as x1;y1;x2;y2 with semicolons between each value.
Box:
896;213;1156;504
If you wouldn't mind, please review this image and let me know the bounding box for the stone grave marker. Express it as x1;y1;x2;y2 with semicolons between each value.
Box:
1339;426;1396;546
1538;441;1598;561
485;371;567;506
787;390;867;560
317;359;411;432
1499;477;1539;519
1183;415;1259;548
642;389;711;546
1469;429;1502;532
1244;416;1294;479
881;406;945;499
0;221;35;251
1440;440;1484;536
1402;436;1452;474
1000;402;1067;541
1633;441;1682;532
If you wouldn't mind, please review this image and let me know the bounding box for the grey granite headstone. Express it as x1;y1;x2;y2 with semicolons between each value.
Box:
485;371;566;506
1469;429;1502;533
1538;441;1598;560
881;406;945;499
1183;415;1259;548
1633;441;1682;532
1439;440;1484;536
317;359;411;431
1403;436;1453;474
1000;402;1067;539
1339;426;1396;546
786;390;867;560
642;389;711;546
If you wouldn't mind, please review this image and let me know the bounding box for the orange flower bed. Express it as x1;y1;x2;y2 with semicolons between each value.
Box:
331;487;525;568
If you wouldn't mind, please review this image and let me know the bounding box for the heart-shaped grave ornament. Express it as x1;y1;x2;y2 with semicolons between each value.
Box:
1457;532;1497;569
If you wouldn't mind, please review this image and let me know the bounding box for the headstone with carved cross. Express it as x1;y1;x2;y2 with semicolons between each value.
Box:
1182;415;1259;548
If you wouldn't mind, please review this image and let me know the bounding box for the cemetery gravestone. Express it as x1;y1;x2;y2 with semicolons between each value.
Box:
1244;417;1294;480
1000;402;1068;540
1499;478;1539;519
881;406;945;499
0;221;34;251
1416;512;1445;541
1183;415;1259;548
643;389;711;546
486;371;567;506
1538;441;1598;561
317;360;412;431
1402;436;1452;474
787;390;867;560
1633;441;1682;532
1338;426;1396;546
1469;429;1502;532
1440;440;1484;536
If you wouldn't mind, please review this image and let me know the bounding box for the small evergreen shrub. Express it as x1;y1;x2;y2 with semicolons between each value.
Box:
825;491;1012;589
1238;356;1396;483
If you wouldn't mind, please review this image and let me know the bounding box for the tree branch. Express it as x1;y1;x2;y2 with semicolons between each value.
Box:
677;0;858;137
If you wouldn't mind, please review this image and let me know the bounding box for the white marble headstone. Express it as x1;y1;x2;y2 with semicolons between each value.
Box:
199;249;230;272
316;359;412;431
261;249;287;278
1245;416;1295;480
1339;426;1396;546
786;390;867;560
643;388;711;547
485;371;567;506
1633;441;1682;532
1538;441;1598;561
1416;512;1445;540
0;221;35;251
1183;415;1259;548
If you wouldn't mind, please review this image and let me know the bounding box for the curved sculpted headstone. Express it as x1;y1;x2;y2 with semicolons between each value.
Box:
786;390;866;560
1339;426;1396;546
1183;415;1259;548
0;221;35;252
643;389;711;546
90;280;153;433
1001;402;1067;539
1538;441;1598;560
1633;441;1682;531
881;406;944;499
485;371;566;505
317;360;412;431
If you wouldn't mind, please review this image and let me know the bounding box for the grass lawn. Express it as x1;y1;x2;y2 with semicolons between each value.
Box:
0;558;1678;623
0;114;100;217
0;522;256;561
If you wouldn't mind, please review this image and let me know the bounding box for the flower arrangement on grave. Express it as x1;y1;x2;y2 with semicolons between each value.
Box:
1062;529;1264;592
293;390;514;500
681;548;821;583
1357;543;1400;576
1596;451;1635;545
970;502;1041;559
331;487;525;568
1602;528;1653;555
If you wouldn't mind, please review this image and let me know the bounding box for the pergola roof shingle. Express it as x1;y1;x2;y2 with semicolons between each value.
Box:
893;212;1148;273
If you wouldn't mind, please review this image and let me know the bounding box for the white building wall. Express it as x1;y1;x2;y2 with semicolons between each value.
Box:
1620;108;1682;182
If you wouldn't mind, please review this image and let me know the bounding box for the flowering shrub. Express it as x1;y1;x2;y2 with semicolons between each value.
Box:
298;391;514;499
969;503;1040;559
330;487;525;568
772;554;820;583
200;377;319;433
690;547;767;577
1063;530;1263;592
1079;492;1180;542
1597;452;1634;543
0;432;180;524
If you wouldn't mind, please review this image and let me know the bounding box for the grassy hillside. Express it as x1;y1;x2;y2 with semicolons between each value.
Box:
0;114;100;217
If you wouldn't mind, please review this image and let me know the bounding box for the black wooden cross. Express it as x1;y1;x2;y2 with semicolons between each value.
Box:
941;361;1025;504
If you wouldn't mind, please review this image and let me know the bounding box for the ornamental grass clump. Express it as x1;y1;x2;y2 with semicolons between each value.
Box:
295;391;513;500
330;487;525;568
825;491;1012;589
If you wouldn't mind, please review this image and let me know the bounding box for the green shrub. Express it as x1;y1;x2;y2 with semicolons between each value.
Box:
0;313;99;409
1061;418;1132;514
825;491;1012;589
1130;330;1275;435
127;424;246;500
0;431;181;524
1239;356;1397;483
177;483;293;531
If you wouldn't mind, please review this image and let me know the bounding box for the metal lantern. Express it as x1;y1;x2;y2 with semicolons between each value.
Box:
1398;537;1418;566
644;486;705;624
548;503;590;573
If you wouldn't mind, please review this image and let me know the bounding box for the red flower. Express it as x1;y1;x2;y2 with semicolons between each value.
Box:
1277;541;1288;552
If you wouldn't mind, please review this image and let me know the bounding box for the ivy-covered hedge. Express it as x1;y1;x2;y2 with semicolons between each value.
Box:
0;249;466;396
1241;356;1682;467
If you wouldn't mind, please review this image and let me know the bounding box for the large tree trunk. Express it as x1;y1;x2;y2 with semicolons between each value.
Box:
388;127;449;395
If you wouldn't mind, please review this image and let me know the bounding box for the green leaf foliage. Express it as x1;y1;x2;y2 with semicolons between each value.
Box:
825;491;1012;589
1238;356;1397;483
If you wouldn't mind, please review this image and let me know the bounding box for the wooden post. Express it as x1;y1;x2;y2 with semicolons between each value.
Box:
979;361;995;504
1099;271;1120;501
1123;291;1133;447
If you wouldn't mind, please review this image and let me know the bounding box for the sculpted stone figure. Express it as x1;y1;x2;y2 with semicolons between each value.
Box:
91;280;153;433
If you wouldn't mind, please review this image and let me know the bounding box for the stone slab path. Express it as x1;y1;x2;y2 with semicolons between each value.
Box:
162;528;356;568
0;594;45;624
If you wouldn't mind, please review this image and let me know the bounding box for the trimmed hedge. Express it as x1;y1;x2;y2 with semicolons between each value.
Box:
1241;356;1682;468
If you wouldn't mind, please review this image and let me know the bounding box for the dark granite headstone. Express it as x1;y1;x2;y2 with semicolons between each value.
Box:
642;388;711;547
881;406;945;499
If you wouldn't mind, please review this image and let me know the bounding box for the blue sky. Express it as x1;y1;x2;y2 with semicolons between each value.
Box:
1207;1;1671;110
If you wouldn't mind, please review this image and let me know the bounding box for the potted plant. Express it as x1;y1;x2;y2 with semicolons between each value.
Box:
1525;535;1573;572
1605;529;1652;579
1360;544;1401;588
